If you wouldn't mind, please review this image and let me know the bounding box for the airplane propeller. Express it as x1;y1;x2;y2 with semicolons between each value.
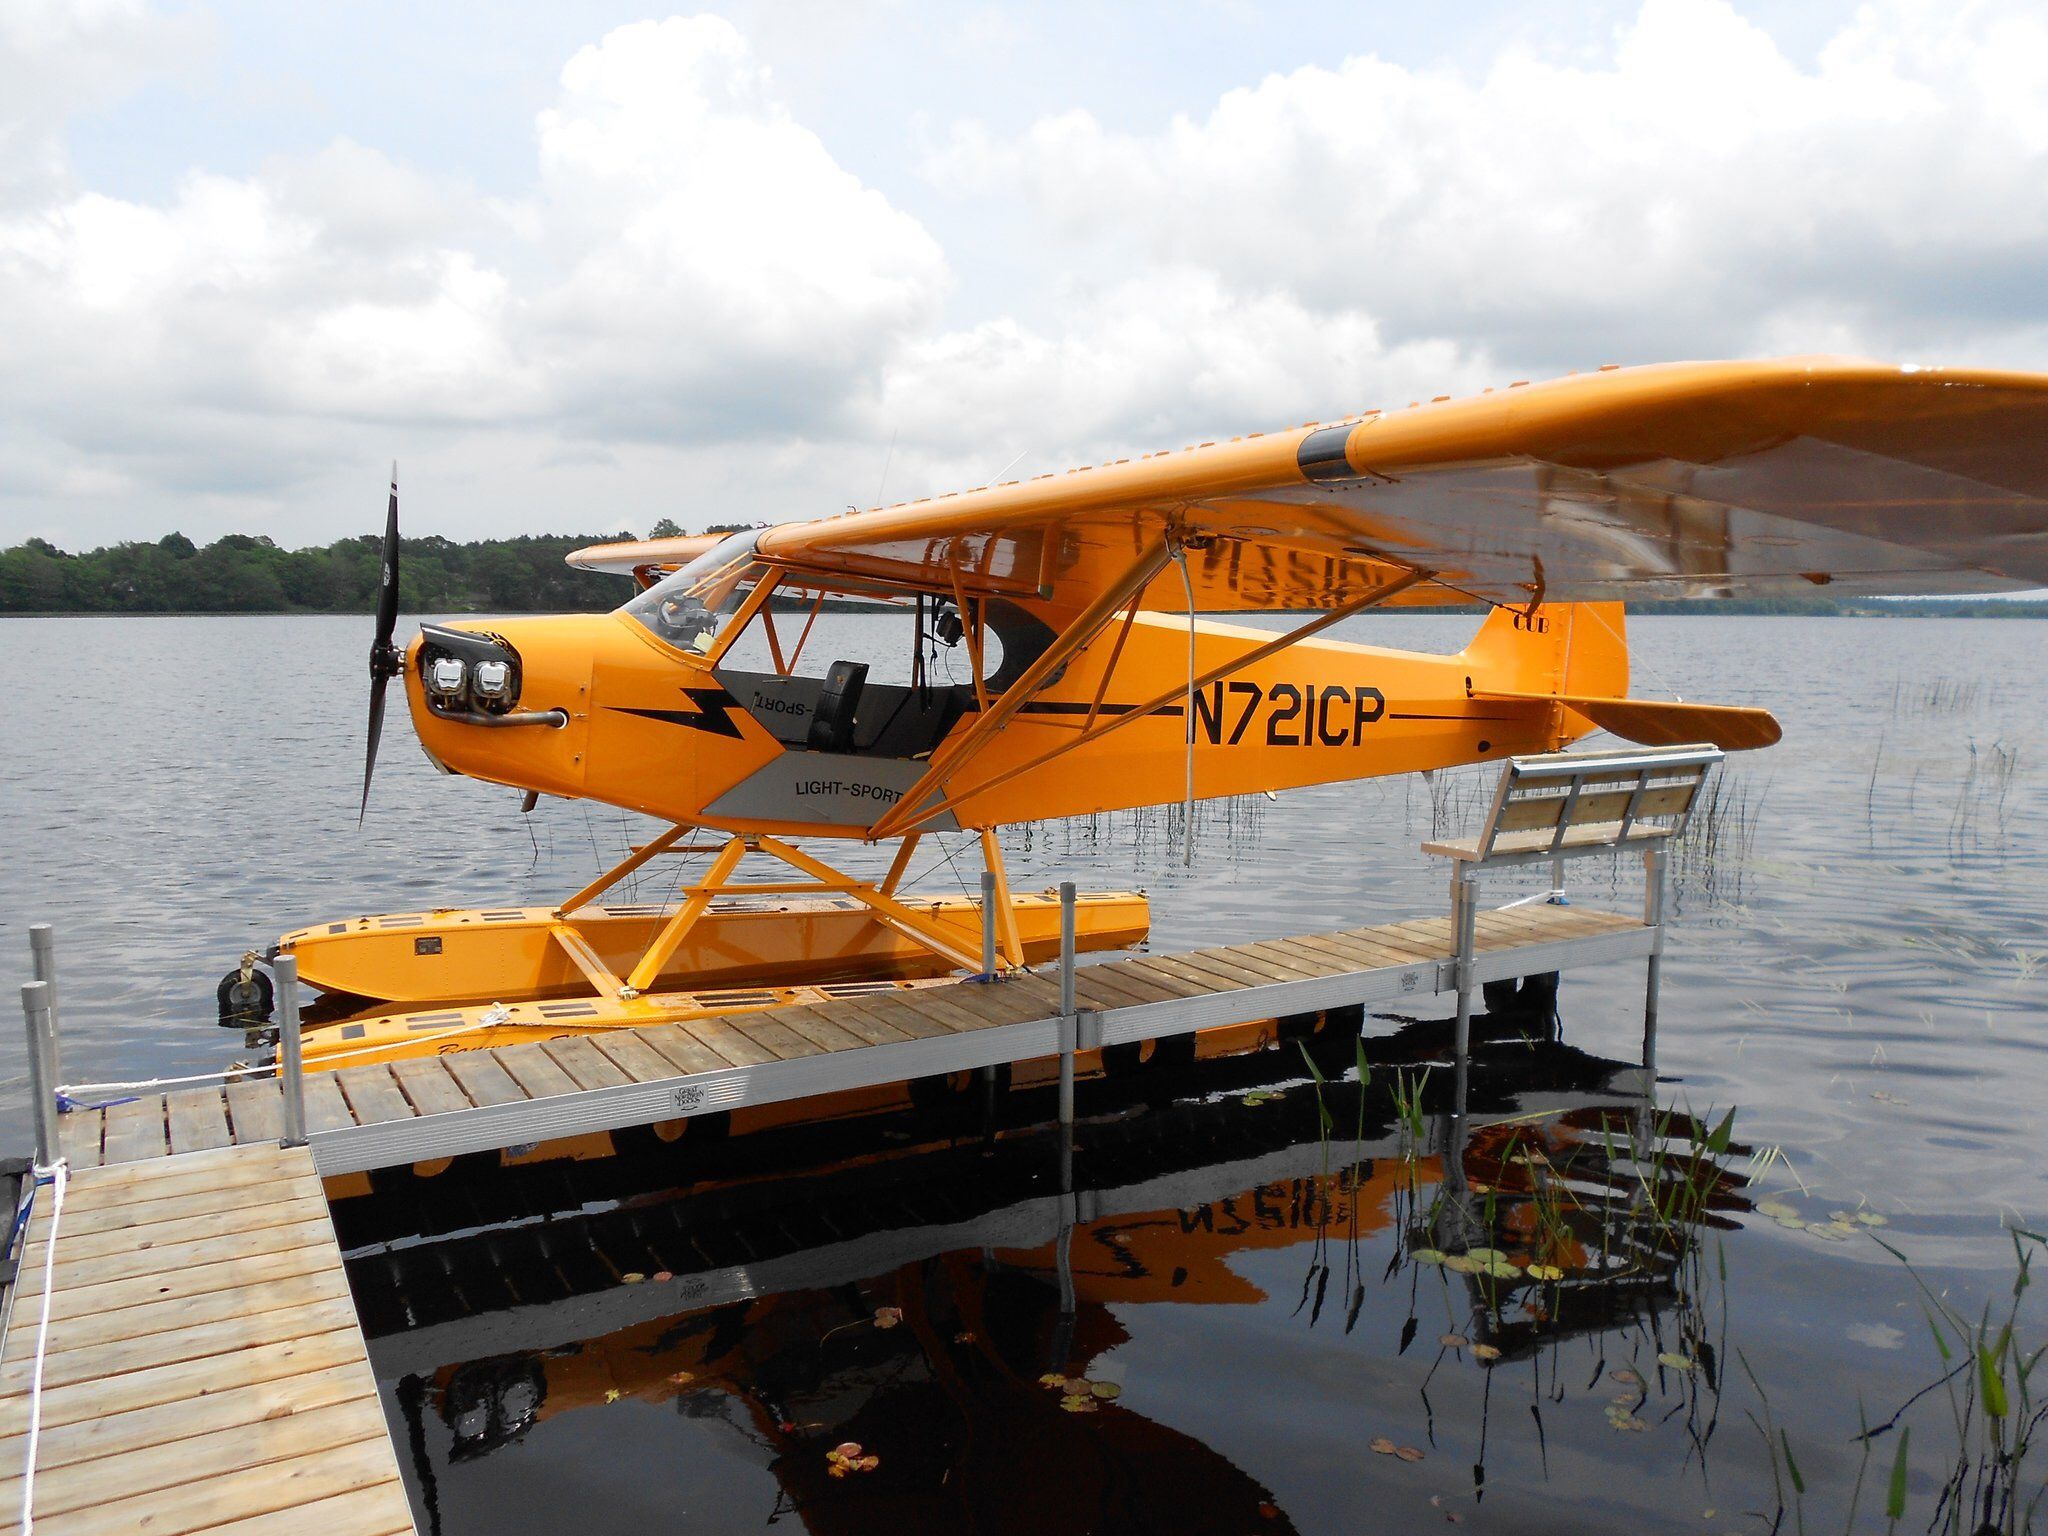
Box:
360;463;402;825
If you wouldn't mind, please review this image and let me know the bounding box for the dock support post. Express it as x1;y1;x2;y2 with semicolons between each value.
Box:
1642;844;1667;1076
1058;881;1077;1192
28;924;61;1104
1449;865;1478;1110
21;981;59;1167
276;954;307;1148
980;869;998;981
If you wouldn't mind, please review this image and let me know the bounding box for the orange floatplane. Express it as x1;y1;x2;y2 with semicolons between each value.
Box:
278;357;2048;1067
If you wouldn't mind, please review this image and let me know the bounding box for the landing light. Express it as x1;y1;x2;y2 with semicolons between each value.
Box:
471;659;514;700
426;656;468;700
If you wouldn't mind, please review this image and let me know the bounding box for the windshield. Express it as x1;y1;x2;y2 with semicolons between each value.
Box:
622;529;765;653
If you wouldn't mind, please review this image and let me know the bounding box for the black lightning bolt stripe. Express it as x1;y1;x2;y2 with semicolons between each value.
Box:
610;687;748;739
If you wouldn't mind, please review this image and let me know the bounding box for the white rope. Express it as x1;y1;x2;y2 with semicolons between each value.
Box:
18;1159;66;1536
1496;888;1569;909
1172;545;1196;867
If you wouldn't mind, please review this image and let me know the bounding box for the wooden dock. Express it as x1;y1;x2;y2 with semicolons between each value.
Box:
0;1144;415;1536
55;903;1652;1177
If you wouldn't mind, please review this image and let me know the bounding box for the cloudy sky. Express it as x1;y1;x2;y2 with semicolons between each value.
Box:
4;0;2045;549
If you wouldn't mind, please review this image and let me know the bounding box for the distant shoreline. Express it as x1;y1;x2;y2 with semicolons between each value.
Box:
4;601;2045;619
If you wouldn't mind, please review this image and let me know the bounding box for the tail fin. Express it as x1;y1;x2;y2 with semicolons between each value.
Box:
1461;602;1629;700
1464;602;1780;751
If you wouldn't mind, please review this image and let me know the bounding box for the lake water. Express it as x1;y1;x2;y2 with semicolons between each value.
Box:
2;611;2044;1532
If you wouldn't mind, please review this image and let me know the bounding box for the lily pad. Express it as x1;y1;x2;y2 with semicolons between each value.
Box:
1525;1263;1565;1281
1806;1222;1850;1241
1443;1255;1484;1275
1395;1445;1426;1462
1856;1211;1889;1226
1756;1200;1800;1221
1090;1380;1122;1401
1470;1343;1501;1361
1410;1248;1447;1266
1370;1436;1397;1455
1658;1352;1696;1372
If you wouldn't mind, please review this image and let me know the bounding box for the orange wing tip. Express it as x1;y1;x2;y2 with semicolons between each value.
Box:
566;534;727;578
1476;691;1782;752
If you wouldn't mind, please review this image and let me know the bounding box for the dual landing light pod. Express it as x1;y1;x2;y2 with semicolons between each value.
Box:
358;469;568;829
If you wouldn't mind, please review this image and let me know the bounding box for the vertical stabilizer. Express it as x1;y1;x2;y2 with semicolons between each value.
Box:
1460;602;1630;702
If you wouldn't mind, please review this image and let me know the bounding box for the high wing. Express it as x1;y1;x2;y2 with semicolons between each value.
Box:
734;357;2048;613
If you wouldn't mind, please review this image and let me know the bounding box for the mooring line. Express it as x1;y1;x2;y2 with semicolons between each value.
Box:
17;1159;66;1536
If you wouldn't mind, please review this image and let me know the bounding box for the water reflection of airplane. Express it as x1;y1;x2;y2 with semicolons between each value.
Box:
354;1029;1745;1534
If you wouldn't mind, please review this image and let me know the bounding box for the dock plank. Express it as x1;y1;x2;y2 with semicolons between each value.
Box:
539;1036;634;1091
387;1057;471;1118
0;1146;415;1536
165;1089;233;1157
828;994;954;1040
764;1006;870;1055
223;1078;285;1144
0;1360;373;1474
55;1112;103;1170
584;1030;687;1083
724;1016;824;1062
19;1269;352;1359
301;1073;358;1135
629;1026;733;1078
98;1096;168;1165
0;1396;385;1522
332;1066;415;1129
441;1051;529;1109
21;1193;331;1266
679;1019;777;1068
492;1043;582;1100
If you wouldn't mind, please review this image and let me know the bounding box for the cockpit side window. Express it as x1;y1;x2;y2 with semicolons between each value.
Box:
621;530;765;654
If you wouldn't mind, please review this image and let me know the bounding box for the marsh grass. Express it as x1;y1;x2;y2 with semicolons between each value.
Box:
1848;1227;2048;1535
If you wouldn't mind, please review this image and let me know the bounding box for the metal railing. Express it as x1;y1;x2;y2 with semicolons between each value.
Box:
16;925;309;1158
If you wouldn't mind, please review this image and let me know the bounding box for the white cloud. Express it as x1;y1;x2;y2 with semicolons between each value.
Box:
3;1;2048;548
927;0;2048;370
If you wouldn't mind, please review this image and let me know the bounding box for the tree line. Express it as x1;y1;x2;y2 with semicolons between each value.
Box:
0;519;713;615
3;525;2044;616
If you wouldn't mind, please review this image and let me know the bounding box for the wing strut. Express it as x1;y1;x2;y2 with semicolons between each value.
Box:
878;565;1432;839
866;537;1172;840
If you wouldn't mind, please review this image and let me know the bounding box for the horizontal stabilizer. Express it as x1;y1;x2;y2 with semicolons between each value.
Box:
1475;691;1782;751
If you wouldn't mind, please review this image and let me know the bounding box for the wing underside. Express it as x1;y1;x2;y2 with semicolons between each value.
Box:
730;358;2048;614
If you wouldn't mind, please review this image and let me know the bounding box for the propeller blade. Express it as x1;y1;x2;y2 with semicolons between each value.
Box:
374;462;400;652
359;675;388;827
362;462;403;826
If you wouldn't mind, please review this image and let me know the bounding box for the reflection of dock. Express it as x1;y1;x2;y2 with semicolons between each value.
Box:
0;1145;416;1536
53;904;1650;1174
